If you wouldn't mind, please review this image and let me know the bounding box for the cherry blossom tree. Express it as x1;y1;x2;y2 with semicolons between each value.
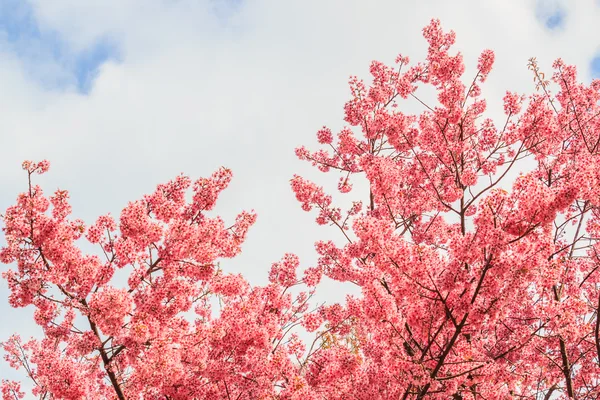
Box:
4;18;600;399
0;162;316;399
292;19;600;399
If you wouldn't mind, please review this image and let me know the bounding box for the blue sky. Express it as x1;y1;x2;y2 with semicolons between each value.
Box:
535;0;567;29
593;55;600;78
543;8;566;29
0;0;120;93
533;0;600;78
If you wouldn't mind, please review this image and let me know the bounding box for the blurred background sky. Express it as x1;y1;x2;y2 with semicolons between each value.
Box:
1;0;600;390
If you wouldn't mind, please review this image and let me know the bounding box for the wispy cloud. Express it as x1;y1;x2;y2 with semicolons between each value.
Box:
0;0;120;93
72;39;120;93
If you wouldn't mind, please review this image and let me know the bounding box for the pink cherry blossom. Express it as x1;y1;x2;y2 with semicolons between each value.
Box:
292;18;600;399
5;18;600;400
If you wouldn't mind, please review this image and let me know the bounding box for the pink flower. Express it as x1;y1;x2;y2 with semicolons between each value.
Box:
477;49;495;81
316;127;333;144
503;91;523;115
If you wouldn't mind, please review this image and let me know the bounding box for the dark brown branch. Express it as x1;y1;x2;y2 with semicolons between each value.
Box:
81;299;126;400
